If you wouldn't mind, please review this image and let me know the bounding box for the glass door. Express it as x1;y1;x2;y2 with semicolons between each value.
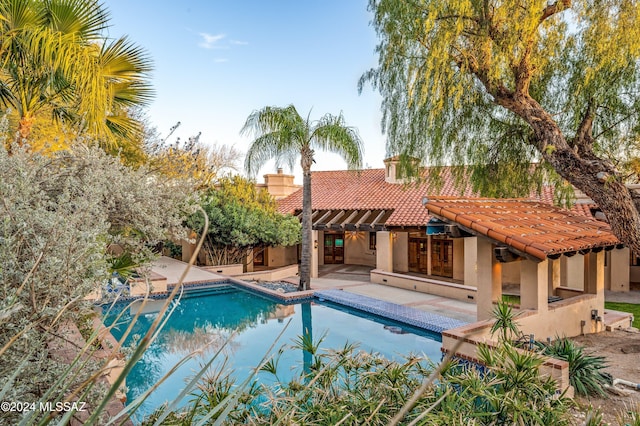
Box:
408;237;428;274
431;239;453;278
324;233;344;264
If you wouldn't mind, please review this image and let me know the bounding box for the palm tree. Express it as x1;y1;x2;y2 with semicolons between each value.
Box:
0;0;152;147
242;105;364;290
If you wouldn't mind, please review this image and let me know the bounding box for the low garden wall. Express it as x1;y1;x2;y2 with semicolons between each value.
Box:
200;263;244;275
235;264;299;282
370;269;477;302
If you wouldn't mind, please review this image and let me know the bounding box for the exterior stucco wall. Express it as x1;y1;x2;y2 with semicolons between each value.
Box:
371;269;476;301
453;238;465;281
393;231;409;272
266;246;298;267
344;232;376;267
501;262;521;285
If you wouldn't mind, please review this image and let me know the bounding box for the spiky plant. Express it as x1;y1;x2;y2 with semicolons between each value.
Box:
544;337;609;397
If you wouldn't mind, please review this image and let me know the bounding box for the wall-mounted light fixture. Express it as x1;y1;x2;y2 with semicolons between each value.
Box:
314;239;318;249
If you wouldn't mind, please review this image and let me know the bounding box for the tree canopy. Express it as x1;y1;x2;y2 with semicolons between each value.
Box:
361;0;640;252
189;175;301;266
146;125;242;190
0;0;153;149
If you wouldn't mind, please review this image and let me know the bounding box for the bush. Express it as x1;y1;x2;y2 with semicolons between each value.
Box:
0;140;194;423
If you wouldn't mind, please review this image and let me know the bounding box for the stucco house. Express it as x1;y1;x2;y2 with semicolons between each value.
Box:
269;157;633;336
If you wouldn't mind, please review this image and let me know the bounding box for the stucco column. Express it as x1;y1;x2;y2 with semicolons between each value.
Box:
464;237;478;288
609;247;630;292
311;230;319;278
520;259;548;313
549;259;561;296
585;251;605;306
245;248;254;272
561;254;585;289
376;231;393;272
476;237;502;321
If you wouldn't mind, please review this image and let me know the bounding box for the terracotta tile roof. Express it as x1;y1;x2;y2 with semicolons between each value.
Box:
277;168;594;227
424;198;620;260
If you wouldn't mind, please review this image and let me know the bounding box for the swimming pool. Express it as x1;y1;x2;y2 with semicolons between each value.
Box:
103;284;443;420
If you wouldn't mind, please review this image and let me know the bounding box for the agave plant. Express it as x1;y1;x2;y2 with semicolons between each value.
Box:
490;300;521;342
544;337;609;397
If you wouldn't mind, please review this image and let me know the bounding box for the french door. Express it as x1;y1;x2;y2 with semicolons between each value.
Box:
323;233;344;264
431;239;453;278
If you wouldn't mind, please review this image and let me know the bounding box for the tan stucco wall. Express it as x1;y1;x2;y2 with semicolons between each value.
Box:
376;231;393;271
463;237;478;287
344;231;376;266
371;269;476;301
257;171;300;199
561;254;585;289
236;264;299;282
608;248;630;292
516;294;605;338
453;238;464;281
501;262;520;285
201;264;244;275
267;246;298;267
393;231;409;272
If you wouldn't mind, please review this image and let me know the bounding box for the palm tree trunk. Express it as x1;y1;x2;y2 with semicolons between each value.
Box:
299;166;313;290
16;114;35;145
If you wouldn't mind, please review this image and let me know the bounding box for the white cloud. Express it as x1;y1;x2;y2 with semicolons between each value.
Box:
199;33;226;49
230;39;248;46
214;58;228;63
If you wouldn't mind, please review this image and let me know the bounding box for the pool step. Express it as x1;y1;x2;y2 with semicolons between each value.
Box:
172;284;237;299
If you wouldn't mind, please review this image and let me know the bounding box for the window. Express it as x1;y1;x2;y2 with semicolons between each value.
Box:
369;232;377;250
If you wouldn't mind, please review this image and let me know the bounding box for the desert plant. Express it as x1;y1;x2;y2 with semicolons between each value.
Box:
544;337;609;397
490;301;521;342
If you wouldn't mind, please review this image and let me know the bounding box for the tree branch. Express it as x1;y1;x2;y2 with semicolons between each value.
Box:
540;0;572;24
572;101;595;157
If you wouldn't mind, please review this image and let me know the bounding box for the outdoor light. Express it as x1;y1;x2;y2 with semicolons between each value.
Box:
314;240;318;249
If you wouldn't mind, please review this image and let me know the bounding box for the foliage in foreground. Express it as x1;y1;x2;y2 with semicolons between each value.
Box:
0;139;194;424
145;336;573;425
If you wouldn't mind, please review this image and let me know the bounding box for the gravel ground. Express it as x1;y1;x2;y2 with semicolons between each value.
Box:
250;281;300;293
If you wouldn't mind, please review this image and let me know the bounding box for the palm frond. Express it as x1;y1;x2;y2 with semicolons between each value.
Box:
312;112;364;169
43;0;109;40
242;105;307;176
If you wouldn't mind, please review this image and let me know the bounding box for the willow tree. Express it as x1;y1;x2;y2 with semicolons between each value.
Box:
242;105;364;290
0;0;153;148
361;0;640;253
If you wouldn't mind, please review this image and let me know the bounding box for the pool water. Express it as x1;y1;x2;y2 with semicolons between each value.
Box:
103;285;442;420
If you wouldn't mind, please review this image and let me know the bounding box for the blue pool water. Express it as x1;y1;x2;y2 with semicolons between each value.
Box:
103;285;442;420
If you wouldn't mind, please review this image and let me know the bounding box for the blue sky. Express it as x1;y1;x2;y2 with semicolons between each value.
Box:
106;0;387;182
